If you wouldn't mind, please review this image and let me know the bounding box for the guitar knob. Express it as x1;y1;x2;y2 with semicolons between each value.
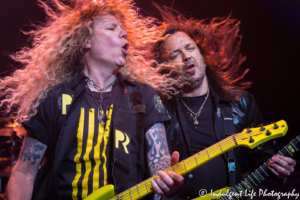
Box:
249;137;254;143
260;126;265;131
247;128;252;133
274;124;279;129
266;130;271;136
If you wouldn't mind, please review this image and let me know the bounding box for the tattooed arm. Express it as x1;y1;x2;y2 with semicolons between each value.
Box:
146;123;171;174
7;135;47;200
146;123;183;199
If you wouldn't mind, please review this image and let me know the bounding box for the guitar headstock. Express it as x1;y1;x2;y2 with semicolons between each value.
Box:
235;120;288;149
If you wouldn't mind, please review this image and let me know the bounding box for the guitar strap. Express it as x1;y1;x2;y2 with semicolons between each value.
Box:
112;86;133;193
220;103;236;187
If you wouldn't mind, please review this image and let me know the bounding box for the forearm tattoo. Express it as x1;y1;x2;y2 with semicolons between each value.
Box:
146;123;171;175
20;137;46;165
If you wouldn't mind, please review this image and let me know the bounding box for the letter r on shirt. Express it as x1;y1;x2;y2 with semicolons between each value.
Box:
115;130;130;154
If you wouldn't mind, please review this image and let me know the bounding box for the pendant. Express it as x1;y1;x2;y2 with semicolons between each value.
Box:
98;110;106;126
193;119;199;128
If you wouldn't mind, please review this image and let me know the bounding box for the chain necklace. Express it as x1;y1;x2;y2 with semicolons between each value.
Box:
180;88;210;128
84;71;117;126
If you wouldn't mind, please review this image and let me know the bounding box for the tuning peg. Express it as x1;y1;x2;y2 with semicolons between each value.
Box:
249;137;254;143
274;123;279;129
247;128;252;133
260;126;265;131
266;130;271;136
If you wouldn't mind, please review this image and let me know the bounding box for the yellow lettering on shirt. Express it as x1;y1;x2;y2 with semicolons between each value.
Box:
62;94;72;115
71;105;114;199
72;107;84;199
115;130;130;154
81;108;95;198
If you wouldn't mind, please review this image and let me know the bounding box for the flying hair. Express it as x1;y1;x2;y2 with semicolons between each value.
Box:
0;0;160;122
150;5;251;102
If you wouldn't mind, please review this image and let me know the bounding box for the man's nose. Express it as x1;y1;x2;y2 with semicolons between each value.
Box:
120;29;128;39
182;51;191;62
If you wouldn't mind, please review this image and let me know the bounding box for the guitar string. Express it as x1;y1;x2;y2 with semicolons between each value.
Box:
110;126;287;200
183;139;300;200
227;162;273;200
110;137;237;199
112;132;288;200
154;134;299;200
222;155;283;199
222;138;300;200
115;141;290;199
226;161;277;200
110;126;286;200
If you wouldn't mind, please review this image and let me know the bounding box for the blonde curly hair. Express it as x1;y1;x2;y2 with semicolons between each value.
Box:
0;0;164;122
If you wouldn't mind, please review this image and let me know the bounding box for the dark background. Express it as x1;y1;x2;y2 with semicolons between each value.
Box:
0;0;299;197
0;0;300;164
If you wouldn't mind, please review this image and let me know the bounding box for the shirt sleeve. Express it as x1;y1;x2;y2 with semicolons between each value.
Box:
22;92;56;146
143;87;170;132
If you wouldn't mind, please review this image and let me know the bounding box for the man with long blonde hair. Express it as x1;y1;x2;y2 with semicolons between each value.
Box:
2;0;183;199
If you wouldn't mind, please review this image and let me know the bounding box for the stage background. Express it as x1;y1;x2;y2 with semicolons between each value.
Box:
0;0;299;189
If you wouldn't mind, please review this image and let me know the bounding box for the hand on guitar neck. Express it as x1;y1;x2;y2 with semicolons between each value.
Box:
151;151;184;196
268;155;296;178
85;120;288;200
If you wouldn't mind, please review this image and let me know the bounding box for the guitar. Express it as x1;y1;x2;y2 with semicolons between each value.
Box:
194;134;300;200
85;120;288;200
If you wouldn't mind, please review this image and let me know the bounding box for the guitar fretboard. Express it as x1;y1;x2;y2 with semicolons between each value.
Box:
107;121;287;200
109;135;238;200
219;135;300;200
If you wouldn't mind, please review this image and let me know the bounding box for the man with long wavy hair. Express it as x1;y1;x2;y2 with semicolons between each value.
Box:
150;7;296;199
2;1;184;199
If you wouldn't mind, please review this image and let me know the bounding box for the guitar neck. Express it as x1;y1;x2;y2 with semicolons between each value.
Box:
226;135;300;200
110;135;238;200
109;121;287;200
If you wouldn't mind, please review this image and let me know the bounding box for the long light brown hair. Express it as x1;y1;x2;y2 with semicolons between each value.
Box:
150;6;251;102
0;0;160;122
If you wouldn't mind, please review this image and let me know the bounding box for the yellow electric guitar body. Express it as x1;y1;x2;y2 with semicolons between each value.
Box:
84;185;115;200
85;120;288;200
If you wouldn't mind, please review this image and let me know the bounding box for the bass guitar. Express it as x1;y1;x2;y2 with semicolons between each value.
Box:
85;120;288;200
194;134;300;200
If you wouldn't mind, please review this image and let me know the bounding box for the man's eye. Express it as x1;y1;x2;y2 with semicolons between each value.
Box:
170;53;179;60
187;46;195;51
107;27;115;30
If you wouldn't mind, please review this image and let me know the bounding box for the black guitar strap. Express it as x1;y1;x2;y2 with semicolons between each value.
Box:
112;86;132;193
220;103;236;187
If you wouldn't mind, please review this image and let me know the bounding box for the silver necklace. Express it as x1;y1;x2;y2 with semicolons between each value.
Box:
180;88;210;128
84;72;117;125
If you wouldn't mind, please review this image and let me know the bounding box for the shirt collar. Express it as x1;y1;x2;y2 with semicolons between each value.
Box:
209;86;231;106
118;73;137;86
70;71;137;89
71;71;87;88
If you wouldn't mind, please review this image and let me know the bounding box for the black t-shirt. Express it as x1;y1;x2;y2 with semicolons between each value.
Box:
23;72;171;200
56;87;114;199
181;93;227;197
